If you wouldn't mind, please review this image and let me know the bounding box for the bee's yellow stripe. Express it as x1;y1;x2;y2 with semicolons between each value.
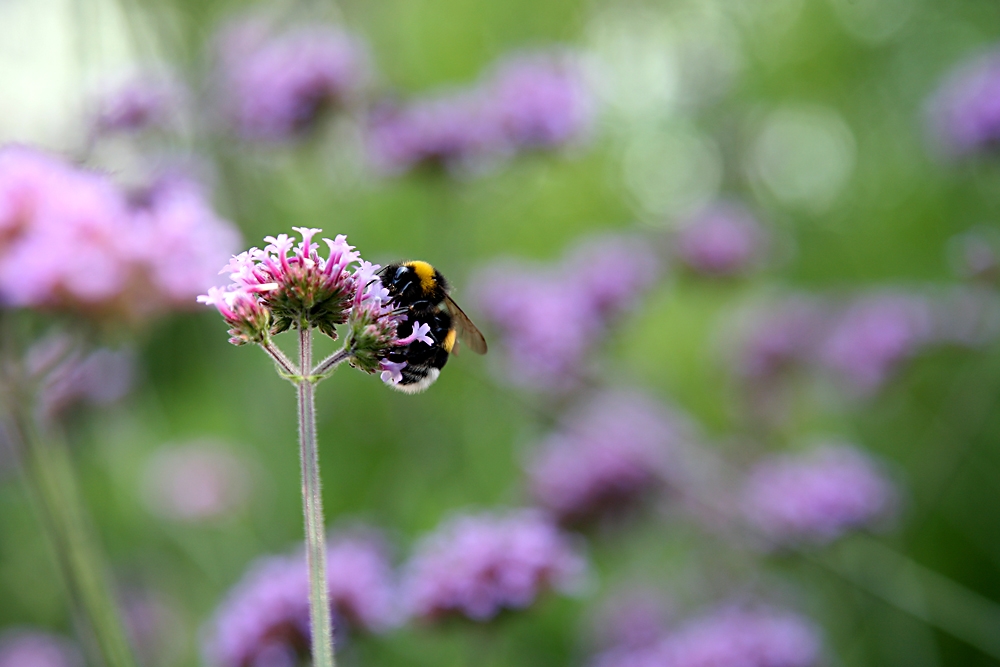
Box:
408;260;437;293
443;328;457;353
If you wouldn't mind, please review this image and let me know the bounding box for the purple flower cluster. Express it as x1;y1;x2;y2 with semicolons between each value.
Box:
200;227;361;343
730;290;979;396
674;202;768;276
216;17;370;142
816;293;933;394
141;440;250;522
91;73;181;135
526;390;681;527
200;228;431;388
0;145;239;322
367;51;591;175
591;606;821;667
0;629;81;667
402;509;586;622
204;530;396;667
472;233;661;391
927;47;1000;157
741;444;896;544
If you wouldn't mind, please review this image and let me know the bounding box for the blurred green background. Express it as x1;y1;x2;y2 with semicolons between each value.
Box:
2;0;1000;665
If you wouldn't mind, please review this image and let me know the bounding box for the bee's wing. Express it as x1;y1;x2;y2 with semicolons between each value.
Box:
443;294;488;355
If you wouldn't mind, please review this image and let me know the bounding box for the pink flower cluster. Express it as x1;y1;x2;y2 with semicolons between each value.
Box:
0;630;81;667
591;606;821;667
0;146;239;322
674;202;768;277
926;46;1000;157
741;444;896;544
367;51;592;175
473;233;661;391
527;390;682;527
200;227;361;343
203;530;397;667
401;509;586;622
731;289;994;397
216;17;370;142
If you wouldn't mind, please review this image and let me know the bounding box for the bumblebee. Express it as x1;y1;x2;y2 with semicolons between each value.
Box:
378;260;487;393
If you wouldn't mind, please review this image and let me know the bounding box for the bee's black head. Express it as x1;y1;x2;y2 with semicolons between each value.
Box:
379;261;448;307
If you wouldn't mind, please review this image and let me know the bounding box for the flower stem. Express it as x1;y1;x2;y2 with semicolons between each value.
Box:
296;325;336;667
7;410;138;667
312;348;353;379
261;337;298;377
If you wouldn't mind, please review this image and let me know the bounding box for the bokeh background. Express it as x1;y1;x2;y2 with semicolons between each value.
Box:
2;0;1000;665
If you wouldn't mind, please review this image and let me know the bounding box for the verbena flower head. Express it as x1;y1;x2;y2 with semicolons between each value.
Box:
216;17;370;142
325;530;400;633
675;202;767;276
591;606;821;667
732;297;823;382
486;52;592;151
366;92;501;175
472;233;661;391
0;145;239;323
0;629;82;667
92;73;181;135
592;589;672;650
141;440;250;522
36;345;134;420
817;292;933;394
927;47;1000;157
204;529;396;667
201;228;361;341
402;509;586;622
203;552;310;667
527;390;682;527
742;444;896;544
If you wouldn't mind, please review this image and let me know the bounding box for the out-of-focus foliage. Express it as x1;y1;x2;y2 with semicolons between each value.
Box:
2;0;1000;666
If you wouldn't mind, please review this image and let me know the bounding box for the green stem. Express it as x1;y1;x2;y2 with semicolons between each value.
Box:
296;325;336;667
10;410;138;667
261;337;298;377
312;347;352;379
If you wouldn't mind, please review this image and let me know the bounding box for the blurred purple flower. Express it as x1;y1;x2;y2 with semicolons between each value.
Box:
204;529;396;667
948;227;1000;283
402;509;586;622
817;293;933;394
733;297;822;382
0;145;240;323
0;629;81;667
927;47;1000;157
742;444;896;544
366;92;500;175
675;202;767;276
591;606;821;667
325;530;399;632
204;553;310;667
472;233;661;391
121;589;183;667
216;18;370;142
527;390;681;527
141;440;251;522
592;589;672;650
37;345;135;420
92;74;181;135
485;52;592;150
